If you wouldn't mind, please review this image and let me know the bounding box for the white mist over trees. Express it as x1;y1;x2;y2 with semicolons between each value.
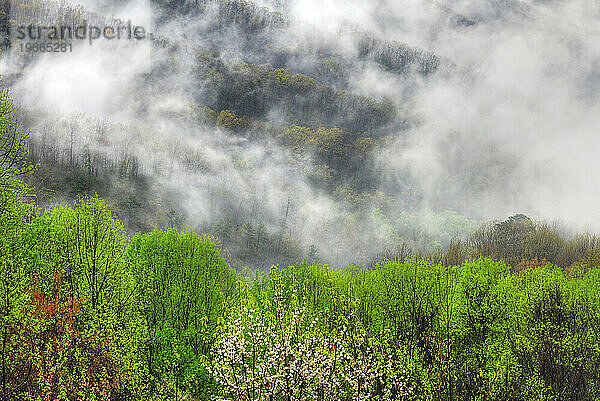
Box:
1;0;598;268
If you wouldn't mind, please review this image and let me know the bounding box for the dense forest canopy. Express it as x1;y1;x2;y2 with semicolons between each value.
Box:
1;113;600;398
1;0;600;399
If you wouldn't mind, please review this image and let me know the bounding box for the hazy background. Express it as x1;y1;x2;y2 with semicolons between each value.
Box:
2;0;599;267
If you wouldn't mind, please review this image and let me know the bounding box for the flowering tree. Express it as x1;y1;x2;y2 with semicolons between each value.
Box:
212;284;414;400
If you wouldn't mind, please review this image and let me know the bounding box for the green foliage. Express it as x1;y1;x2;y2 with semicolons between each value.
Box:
216;109;251;133
126;228;237;398
0;189;140;399
470;214;600;272
254;259;600;400
7;271;121;400
0;84;34;186
2;83;600;398
42;196;129;310
198;60;395;134
3;183;600;399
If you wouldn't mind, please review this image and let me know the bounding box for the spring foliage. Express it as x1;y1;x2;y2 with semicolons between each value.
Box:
2;83;600;400
3;181;600;399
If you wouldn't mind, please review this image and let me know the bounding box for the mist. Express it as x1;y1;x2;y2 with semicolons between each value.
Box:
2;0;599;268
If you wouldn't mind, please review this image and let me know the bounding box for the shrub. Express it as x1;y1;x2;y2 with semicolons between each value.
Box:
3;270;121;400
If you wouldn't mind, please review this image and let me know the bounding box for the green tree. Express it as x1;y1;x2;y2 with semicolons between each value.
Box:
42;196;129;311
0;83;34;186
126;228;238;398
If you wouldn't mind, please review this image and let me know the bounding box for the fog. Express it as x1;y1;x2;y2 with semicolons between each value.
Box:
2;0;599;267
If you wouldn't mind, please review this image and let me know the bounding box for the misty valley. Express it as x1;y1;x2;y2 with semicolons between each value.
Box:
0;0;599;399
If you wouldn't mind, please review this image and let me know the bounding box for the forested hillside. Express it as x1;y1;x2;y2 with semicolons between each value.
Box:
3;0;596;270
2;82;600;399
1;0;600;398
1;0;563;269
